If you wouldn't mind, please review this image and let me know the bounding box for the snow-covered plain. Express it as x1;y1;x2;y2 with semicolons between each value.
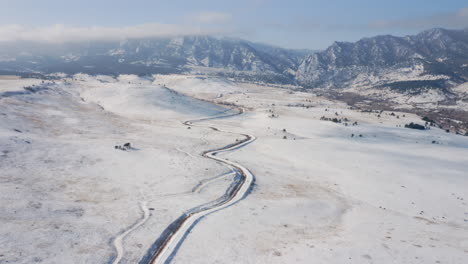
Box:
1;74;467;264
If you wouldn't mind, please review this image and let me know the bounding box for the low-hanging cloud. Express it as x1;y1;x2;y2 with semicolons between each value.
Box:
0;22;234;43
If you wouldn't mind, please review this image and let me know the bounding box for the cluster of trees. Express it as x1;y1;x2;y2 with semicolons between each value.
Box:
320;116;341;123
404;123;426;130
359;109;407;119
286;103;312;109
320;116;358;126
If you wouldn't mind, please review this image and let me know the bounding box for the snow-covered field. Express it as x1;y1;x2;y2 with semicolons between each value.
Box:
1;74;467;263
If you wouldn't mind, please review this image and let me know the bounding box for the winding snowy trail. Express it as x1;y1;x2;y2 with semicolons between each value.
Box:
139;108;256;264
112;202;150;264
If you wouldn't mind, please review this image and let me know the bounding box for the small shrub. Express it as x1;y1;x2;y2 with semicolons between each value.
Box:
422;116;434;123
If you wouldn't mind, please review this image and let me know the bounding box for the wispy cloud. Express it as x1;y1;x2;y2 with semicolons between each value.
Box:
188;11;232;24
0;23;234;43
369;7;468;30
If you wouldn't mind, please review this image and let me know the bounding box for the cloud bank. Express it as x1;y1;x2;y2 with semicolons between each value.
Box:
0;21;234;43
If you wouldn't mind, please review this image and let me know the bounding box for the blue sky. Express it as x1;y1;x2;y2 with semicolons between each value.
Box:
0;0;467;49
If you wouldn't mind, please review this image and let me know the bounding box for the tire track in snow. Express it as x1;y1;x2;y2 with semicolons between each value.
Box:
148;170;236;198
112;201;150;264
191;170;236;193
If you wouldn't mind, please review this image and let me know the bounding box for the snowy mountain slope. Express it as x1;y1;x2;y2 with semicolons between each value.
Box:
1;28;467;113
296;28;468;89
0;36;309;83
0;28;466;91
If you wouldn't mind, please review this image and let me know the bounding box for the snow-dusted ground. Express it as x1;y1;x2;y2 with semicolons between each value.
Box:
1;74;467;264
0;76;235;263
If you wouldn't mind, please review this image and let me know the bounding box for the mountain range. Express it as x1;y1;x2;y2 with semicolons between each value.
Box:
297;28;468;89
0;36;310;83
0;28;467;90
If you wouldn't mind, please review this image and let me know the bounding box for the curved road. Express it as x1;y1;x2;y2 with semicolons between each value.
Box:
139;107;256;264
